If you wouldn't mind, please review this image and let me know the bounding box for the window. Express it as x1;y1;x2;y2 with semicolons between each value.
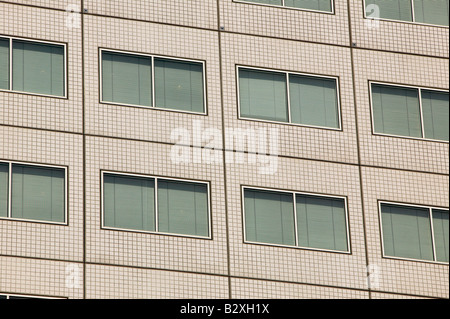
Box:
100;50;206;114
237;0;333;13
0;293;61;299
0;37;66;97
0;161;66;224
238;67;341;129
364;0;449;26
370;83;449;141
243;187;349;252
102;172;210;238
380;202;449;263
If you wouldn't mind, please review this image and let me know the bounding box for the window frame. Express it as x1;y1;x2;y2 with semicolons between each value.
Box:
241;185;351;254
236;65;343;131
100;170;212;239
233;0;335;14
368;80;449;143
98;48;208;115
0;160;68;225
378;200;449;264
363;0;450;28
0;293;64;299
0;35;68;98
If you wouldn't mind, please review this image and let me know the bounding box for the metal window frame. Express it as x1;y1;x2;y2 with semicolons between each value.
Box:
368;81;449;143
363;0;450;28
0;35;68;98
378;200;449;264
236;65;343;131
241;185;351;254
0;293;64;299
0;160;68;225
233;0;335;14
98;48;208;116
100;170;212;240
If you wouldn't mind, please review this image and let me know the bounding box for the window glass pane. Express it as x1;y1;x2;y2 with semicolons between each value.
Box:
0;163;8;218
372;84;422;138
284;0;332;11
154;58;204;113
365;0;413;21
296;194;348;251
244;189;295;246
432;209;449;263
157;180;209;237
101;51;152;106
381;203;433;261
413;0;449;26
289;74;339;128
0;38;9;90
239;68;288;122
241;0;283;5
103;174;155;231
11;164;65;223
12;40;64;96
421;90;449;141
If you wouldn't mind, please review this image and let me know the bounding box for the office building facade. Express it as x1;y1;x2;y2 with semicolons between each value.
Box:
0;0;448;299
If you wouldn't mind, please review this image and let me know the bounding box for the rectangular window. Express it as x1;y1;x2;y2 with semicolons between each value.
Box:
380;202;449;263
100;49;206;114
103;174;155;232
238;0;333;12
238;67;340;129
365;0;449;26
101;51;152;107
243;187;349;252
0;37;66;97
102;172;210;238
296;194;348;251
0;161;66;224
157;180;209;237
244;188;296;246
370;83;449;141
154;58;204;113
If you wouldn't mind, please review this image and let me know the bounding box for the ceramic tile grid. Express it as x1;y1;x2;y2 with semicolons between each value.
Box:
225;153;368;290
220;0;350;46
352;49;449;174
85;136;229;275
0;0;81;12
0;255;83;299
0;3;83;134
83;14;223;148
85;264;229;299
83;0;218;31
230;277;369;299
0;126;84;262
361;166;449;298
220;32;359;164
